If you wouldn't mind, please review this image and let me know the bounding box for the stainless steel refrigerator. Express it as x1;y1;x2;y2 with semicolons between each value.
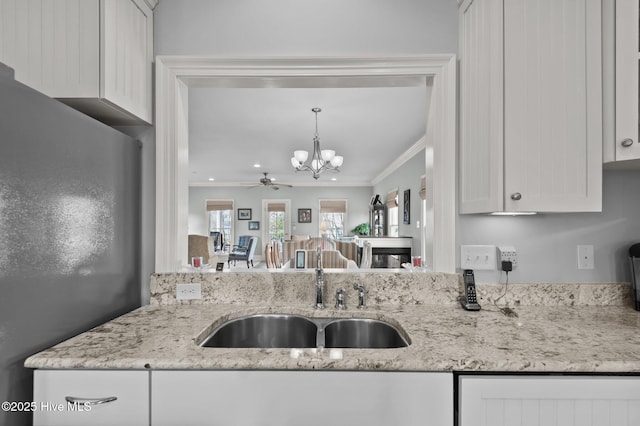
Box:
0;63;141;426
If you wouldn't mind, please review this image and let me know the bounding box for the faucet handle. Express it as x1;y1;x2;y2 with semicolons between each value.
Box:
335;288;346;310
353;283;366;309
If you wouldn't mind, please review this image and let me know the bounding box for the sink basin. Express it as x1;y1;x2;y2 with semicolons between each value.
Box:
200;314;318;348
199;314;410;349
323;318;409;349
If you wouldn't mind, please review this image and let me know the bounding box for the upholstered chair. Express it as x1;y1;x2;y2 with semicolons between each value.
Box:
187;234;215;265
228;236;258;268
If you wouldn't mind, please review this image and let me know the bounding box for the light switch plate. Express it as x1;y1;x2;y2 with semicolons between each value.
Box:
176;283;202;300
460;245;496;270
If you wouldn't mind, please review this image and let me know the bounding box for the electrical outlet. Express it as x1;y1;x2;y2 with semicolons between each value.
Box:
577;245;595;269
176;283;202;300
497;246;518;270
460;245;497;270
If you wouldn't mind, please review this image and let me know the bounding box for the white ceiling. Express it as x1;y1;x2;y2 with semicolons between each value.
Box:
188;82;430;187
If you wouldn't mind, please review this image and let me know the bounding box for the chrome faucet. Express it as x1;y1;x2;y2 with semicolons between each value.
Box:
335;288;346;310
353;283;366;309
314;247;325;309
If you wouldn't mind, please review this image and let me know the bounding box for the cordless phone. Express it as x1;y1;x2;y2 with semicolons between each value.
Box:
460;269;481;311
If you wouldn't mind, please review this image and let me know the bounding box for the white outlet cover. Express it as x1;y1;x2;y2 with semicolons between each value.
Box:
577;245;595;270
176;283;202;300
497;246;518;269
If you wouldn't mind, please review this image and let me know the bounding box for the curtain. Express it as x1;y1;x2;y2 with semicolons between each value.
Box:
385;190;398;208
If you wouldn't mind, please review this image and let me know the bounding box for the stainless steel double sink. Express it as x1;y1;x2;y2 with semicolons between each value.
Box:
199;314;410;349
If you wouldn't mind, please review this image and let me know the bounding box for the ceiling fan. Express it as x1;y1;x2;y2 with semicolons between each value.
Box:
245;172;293;190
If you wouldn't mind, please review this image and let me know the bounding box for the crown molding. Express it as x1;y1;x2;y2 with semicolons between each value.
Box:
371;135;427;186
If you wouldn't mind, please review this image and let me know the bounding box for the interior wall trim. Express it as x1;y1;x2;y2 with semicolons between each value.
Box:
155;55;457;273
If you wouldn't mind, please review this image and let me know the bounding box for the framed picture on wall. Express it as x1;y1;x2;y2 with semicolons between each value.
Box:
298;208;312;223
403;189;410;224
238;208;252;220
248;221;260;230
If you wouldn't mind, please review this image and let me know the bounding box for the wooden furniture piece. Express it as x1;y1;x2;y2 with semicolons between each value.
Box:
282;238;337;266
285;249;358;269
264;240;282;269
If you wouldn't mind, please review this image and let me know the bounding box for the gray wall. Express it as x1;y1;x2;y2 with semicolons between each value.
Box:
189;186;373;256
154;0;459;56
0;68;141;426
154;1;640;285
459;170;640;284
373;149;426;256
139;0;458;296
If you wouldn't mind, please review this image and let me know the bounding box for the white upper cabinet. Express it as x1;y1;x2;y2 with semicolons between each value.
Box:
0;0;153;125
459;0;603;213
605;0;640;163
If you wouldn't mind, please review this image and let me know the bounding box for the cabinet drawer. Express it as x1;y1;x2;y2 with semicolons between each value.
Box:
33;370;149;426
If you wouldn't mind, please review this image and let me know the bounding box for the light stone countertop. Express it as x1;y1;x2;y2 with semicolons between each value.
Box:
24;272;640;373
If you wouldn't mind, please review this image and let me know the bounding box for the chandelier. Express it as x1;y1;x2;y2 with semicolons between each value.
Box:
290;107;343;180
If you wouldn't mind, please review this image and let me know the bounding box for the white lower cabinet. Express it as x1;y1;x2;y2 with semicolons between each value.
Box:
459;375;640;426
33;370;149;426
151;370;453;426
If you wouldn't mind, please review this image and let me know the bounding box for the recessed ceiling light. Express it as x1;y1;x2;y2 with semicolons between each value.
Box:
208;178;215;182
331;178;337;181
253;163;261;168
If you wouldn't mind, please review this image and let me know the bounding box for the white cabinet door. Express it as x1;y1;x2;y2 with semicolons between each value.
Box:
33;370;149;426
458;0;504;214
503;0;602;212
101;0;153;123
614;0;640;161
0;0;100;98
459;0;602;213
459;375;640;426
152;370;453;426
0;0;152;125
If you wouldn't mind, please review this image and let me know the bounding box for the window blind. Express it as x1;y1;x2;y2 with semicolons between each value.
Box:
319;199;347;213
206;200;234;211
267;202;286;212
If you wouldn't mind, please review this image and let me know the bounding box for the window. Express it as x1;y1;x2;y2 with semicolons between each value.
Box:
207;200;233;251
266;202;286;242
386;190;399;237
319;199;347;239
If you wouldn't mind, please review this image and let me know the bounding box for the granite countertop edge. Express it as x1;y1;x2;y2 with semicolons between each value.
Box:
24;302;640;374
